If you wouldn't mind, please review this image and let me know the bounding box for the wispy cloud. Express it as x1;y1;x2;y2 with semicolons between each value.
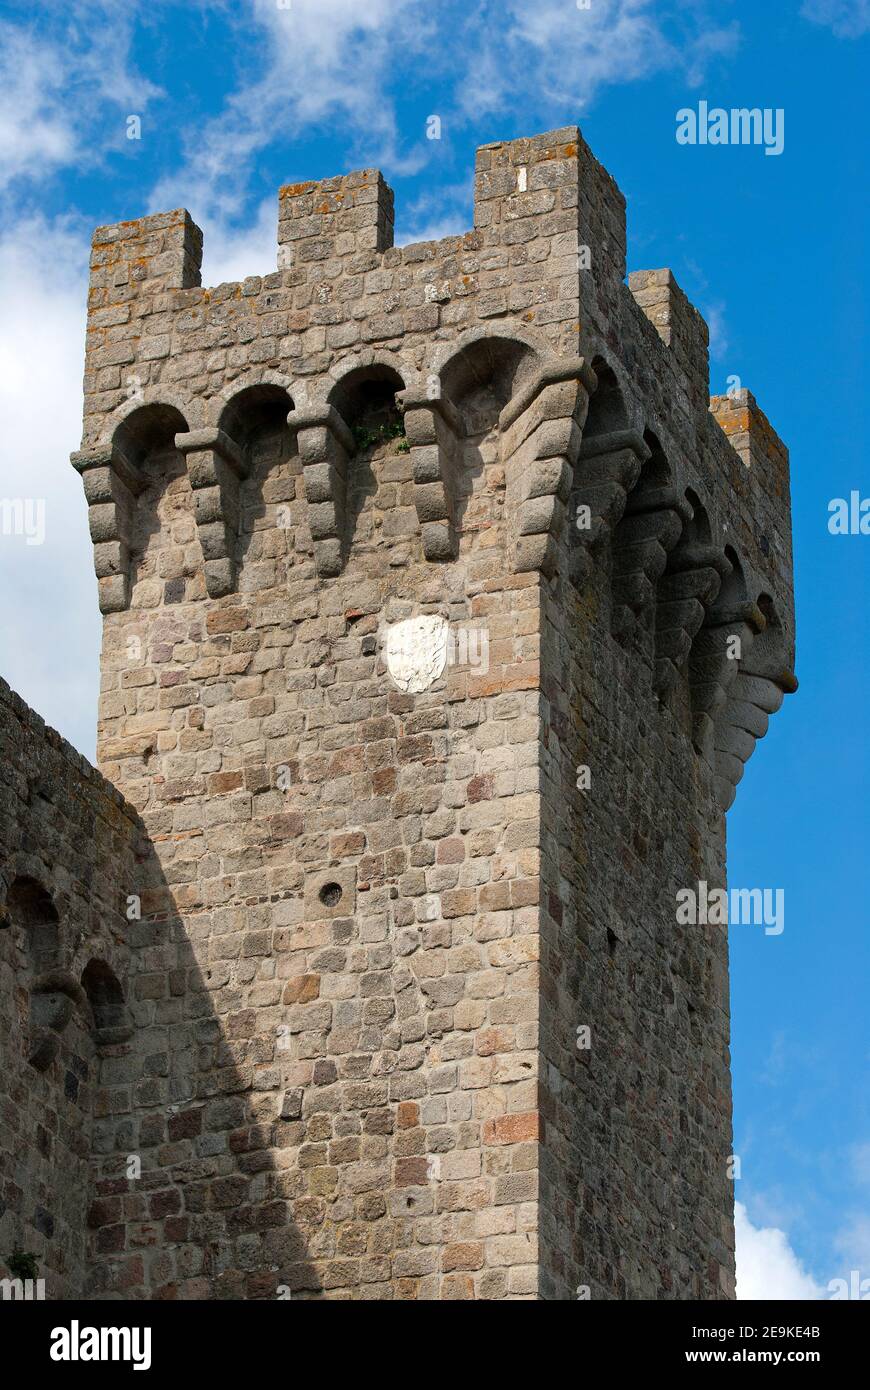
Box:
149;0;433;224
0;9;161;192
0;25;75;186
453;0;739;120
395;179;475;247
200;197;280;287
831;1144;870;1278
833;1214;870;1272
801;0;870;38
703;300;730;361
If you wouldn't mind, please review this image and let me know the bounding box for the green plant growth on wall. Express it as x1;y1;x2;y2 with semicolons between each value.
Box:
352;417;409;453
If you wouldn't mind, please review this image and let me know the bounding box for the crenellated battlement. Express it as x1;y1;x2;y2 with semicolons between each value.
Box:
76;128;795;811
78;130;789;591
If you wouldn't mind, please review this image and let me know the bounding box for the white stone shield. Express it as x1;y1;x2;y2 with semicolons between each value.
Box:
383;615;449;693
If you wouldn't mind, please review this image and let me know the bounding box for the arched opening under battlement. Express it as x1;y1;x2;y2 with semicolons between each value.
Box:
425;338;539;549
653;485;727;707
717;545;749;612
81;959;130;1044
757;592;780;628
683;487;713;546
635;429;673;493
584;358;630;442
744;593;794;687
328;364;407;444
112;403;189;471
609;430;683;643
219;385;298;572
111;404;197;602
1;876;72;1072
439;336;538;436
320;365;410;556
218;384;295;454
4;876;60;975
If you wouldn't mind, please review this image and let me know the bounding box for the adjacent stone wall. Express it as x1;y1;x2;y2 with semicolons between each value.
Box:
0;679;140;1297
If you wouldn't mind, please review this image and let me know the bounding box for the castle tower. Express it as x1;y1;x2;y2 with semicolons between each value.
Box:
19;126;794;1300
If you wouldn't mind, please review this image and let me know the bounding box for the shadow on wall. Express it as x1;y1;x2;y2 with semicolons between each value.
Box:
0;687;317;1299
327;366;406;554
439;336;539;539
220;384;296;578
118;404;196;608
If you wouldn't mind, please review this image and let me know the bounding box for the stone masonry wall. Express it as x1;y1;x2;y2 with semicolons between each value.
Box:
72;127;595;1300
537;496;734;1300
87;408;547;1298
0;678;141;1297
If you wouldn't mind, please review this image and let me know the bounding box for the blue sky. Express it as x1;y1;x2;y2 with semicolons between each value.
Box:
0;0;866;1297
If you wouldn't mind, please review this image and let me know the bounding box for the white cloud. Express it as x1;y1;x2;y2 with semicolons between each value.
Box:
200;198;280;287
0;214;101;759
454;0;739;120
833;1214;870;1272
149;0;432;224
801;0;870;38
466;0;671;113
831;1152;870;1277
0;10;161;192
735;1202;825;1299
395;179;474;247
0;26;76;186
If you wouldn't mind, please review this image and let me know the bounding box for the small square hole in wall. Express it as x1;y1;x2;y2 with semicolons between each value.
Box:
304;867;357;920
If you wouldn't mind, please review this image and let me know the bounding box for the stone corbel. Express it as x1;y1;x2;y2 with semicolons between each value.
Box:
286;404;355;577
571;428;649;586
499;357;598;577
699;602;798;809
71;443;146;614
689;598;765;761
654;542;730;699
398;389;464;562
175;429;247;598
610;483;690;639
714;662;798;809
28;969;87;1073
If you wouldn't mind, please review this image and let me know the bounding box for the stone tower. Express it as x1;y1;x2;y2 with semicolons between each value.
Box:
0;127;795;1300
